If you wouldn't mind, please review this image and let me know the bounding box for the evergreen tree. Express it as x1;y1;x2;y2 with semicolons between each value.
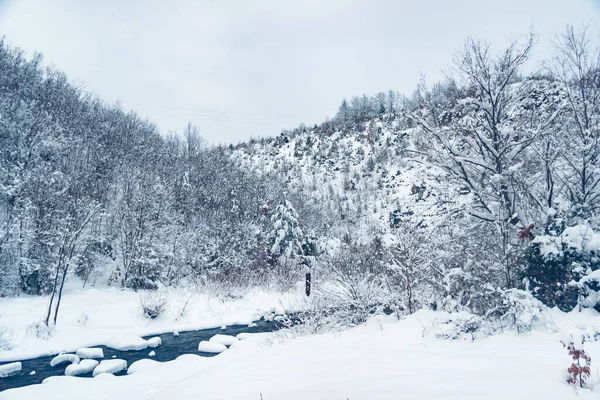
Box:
268;200;304;266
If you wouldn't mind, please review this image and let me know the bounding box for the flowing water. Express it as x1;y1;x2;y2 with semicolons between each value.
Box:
0;318;287;392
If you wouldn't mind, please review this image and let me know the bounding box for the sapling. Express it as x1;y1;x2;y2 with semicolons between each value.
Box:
561;336;591;388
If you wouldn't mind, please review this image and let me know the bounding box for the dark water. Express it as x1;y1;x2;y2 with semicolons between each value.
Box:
0;317;289;392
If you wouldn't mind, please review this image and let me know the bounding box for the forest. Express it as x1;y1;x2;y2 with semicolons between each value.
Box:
1;25;600;333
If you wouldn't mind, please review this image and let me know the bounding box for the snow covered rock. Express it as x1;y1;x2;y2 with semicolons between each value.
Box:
50;354;80;367
92;359;127;377
65;359;99;376
148;351;156;357
209;334;238;346
106;335;148;351
146;337;162;348
76;347;104;359
29;370;36;376
198;341;227;353
0;362;22;378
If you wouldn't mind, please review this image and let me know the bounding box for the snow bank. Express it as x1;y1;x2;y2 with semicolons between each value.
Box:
50;353;80;367
65;359;99;376
3;310;599;400
0;286;300;362
236;333;255;340
0;362;21;378
209;334;238;346
127;359;160;375
76;347;104;359
92;359;127;377
197;341;227;353
146;337;162;348
106;335;148;351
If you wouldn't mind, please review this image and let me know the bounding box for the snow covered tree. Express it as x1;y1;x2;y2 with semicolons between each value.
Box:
419;33;539;225
551;25;600;221
386;229;431;315
268;200;304;262
267;200;306;288
411;32;559;291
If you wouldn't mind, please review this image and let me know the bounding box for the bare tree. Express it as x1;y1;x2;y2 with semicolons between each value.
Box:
387;230;431;315
409;32;561;288
551;25;600;220
44;202;99;326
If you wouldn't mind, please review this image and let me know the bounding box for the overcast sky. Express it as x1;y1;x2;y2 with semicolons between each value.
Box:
0;0;598;143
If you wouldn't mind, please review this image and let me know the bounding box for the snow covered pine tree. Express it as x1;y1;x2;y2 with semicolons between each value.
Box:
267;200;309;294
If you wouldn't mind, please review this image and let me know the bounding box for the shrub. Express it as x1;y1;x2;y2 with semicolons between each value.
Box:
523;223;600;312
0;315;15;350
139;291;169;319
171;289;196;320
431;312;482;341
27;320;54;339
561;336;592;388
486;289;548;334
269;257;303;293
321;245;387;326
281;295;340;337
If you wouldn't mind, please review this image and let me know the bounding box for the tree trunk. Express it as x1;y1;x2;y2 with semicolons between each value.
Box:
52;263;69;325
44;251;64;326
305;272;311;297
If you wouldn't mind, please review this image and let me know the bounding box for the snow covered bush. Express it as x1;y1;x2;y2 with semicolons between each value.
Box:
139;290;169;319
171;288;196;320
430;312;483;341
524;223;600;312
27;320;54;340
486;289;548;334
321;244;387;326
561;335;592;388
277;295;340;338
271;257;303;293
0;315;15;350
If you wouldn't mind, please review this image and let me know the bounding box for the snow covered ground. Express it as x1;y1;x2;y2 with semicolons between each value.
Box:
0;283;300;362
1;309;599;399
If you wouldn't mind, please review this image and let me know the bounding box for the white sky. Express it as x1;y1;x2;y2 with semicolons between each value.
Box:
0;0;598;143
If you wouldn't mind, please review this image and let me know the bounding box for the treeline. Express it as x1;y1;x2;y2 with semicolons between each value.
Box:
0;40;314;324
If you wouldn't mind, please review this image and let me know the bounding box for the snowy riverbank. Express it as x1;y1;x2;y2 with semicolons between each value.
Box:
0;285;302;362
1;309;599;399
